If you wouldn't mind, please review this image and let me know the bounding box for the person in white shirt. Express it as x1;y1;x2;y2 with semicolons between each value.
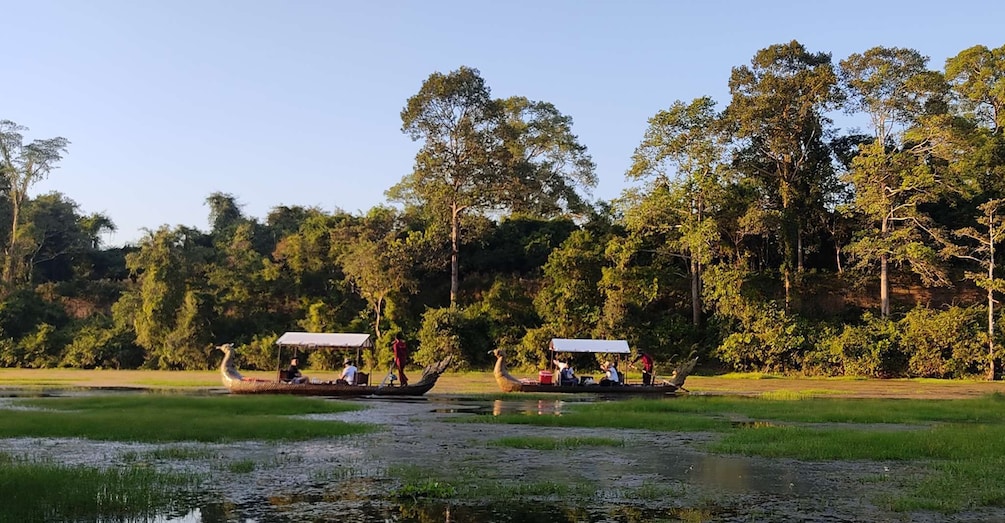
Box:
600;361;620;386
339;359;358;385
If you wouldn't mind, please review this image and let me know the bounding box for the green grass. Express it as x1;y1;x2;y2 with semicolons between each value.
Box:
464;393;1005;512
122;446;218;462
0;394;375;442
0;452;201;522
389;463;595;501
488;435;624;450
227;459;256;473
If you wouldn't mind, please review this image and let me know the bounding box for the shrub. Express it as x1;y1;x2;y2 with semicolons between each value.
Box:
898;306;987;378
414;307;493;370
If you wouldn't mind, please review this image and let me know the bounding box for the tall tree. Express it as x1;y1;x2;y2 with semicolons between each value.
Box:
117;226;213;369
726;41;841;309
336;207;424;339
950;199;1005;380
840;46;951;317
627;97;728;326
0;120;69;289
389;66;595;307
945;44;1005;135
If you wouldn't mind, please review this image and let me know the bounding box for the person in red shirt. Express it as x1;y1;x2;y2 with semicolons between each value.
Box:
633;352;655;386
392;334;409;386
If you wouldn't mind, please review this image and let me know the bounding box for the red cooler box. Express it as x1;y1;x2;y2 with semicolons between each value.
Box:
538;370;553;384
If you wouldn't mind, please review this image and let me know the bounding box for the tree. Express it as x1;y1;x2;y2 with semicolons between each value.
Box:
22;193;113;283
840;46;951;317
0;120;70;289
627;97;728;327
337;207;424;339
945;44;1005;134
534;229;605;337
117;226;213;369
726;41;841;309
389;66;595;307
949;199;1005;379
205;192;246;236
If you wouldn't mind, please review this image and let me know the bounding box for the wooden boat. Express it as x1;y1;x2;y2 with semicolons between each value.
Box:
218;334;450;396
490;345;696;395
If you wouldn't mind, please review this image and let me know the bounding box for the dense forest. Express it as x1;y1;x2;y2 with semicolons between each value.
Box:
2;41;1004;379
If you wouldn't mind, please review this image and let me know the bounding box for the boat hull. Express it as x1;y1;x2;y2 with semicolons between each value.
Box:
498;382;678;394
223;379;438;396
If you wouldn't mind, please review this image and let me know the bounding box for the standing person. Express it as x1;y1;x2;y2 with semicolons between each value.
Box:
633;351;655;386
392;334;409;386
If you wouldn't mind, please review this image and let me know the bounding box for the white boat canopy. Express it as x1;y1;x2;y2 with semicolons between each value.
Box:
549;338;631;354
276;332;373;349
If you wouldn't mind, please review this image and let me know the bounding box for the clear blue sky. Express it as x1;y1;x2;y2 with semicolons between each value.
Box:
6;0;1003;246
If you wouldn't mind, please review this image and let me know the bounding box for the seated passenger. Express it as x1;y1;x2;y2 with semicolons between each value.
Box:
338;358;358;385
599;361;620;387
285;358;309;384
558;363;577;386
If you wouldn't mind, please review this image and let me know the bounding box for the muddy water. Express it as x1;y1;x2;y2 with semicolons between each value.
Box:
1;392;1001;522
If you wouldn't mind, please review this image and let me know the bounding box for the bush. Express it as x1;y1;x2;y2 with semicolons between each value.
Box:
899;306;987;378
713;305;808;373
414;307;493;370
59;314;143;369
824;313;903;377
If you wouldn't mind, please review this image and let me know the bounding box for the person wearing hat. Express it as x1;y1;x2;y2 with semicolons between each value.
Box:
339;358;358;385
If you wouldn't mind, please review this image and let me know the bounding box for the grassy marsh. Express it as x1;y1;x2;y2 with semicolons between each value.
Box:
465;394;1005;512
0;394;374;442
0;452;201;522
488;435;624;450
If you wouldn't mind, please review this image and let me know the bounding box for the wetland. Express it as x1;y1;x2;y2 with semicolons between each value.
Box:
3;375;1005;522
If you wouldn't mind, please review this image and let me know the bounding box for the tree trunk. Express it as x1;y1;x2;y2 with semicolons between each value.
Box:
881;216;890;319
880;254;890;319
374;295;384;340
989;230;996;380
797;229;804;272
450;205;460;308
691;258;702;327
3;196;20;286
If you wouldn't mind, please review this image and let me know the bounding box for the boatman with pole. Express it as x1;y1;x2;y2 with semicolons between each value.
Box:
633;351;655;386
392;334;409;386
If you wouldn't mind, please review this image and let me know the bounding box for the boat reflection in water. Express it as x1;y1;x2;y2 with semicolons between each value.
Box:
490;398;566;416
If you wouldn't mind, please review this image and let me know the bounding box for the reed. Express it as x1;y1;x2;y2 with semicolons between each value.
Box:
0;453;200;522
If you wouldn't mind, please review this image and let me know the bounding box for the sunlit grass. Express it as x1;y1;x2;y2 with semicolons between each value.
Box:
0;453;201;522
389;463;595;501
465;394;1005;512
0;394;375;442
488;435;624;450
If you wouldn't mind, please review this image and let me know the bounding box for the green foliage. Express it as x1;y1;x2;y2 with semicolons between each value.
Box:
534;230;604;337
813;307;989;378
471;276;540;351
414;307;493;369
0;287;68;340
3;44;1005;376
518;325;560;368
819;313;902;377
898;306;987;378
